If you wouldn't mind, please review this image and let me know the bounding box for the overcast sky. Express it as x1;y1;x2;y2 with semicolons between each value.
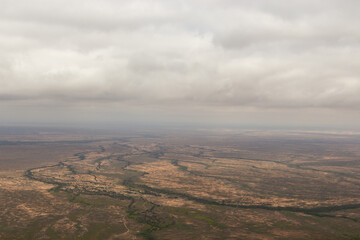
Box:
1;0;360;129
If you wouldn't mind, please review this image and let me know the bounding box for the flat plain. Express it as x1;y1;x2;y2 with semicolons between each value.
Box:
1;127;360;239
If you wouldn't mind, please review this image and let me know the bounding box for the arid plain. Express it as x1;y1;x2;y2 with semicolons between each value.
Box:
1;127;360;240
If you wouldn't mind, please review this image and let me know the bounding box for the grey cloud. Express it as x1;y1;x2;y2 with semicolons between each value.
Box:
1;0;360;127
0;0;174;31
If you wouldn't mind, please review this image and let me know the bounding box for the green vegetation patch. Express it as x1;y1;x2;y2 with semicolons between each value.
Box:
166;206;226;229
69;195;91;206
83;222;126;240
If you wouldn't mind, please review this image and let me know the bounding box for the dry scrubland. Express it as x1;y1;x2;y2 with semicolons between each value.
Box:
1;128;360;239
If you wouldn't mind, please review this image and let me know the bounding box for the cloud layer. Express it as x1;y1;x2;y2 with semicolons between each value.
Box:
1;0;360;126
